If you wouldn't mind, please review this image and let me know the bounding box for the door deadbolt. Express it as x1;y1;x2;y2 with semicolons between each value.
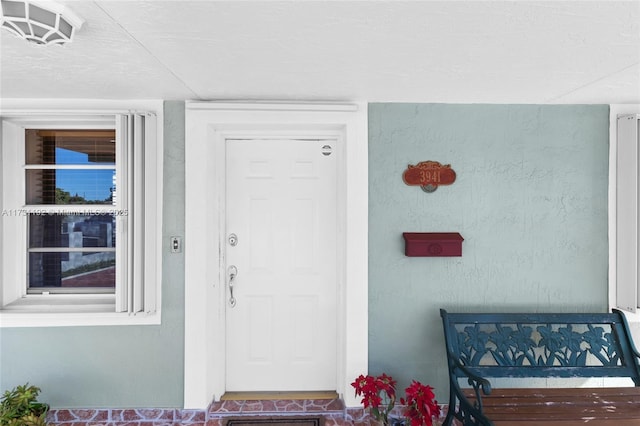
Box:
228;233;238;246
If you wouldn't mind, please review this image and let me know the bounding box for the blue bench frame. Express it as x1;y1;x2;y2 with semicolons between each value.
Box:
440;308;640;425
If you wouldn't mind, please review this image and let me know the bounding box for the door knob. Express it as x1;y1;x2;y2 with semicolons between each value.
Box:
228;265;238;307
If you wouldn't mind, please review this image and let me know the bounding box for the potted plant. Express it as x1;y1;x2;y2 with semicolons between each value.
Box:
352;374;440;426
0;383;49;426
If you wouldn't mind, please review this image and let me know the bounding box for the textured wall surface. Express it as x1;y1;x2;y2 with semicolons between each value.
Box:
0;102;611;408
368;103;610;401
0;101;186;408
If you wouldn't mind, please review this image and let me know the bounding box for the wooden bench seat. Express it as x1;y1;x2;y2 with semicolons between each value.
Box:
440;309;640;425
465;387;640;425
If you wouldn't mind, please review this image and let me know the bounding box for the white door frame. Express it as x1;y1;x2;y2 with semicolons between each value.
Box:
184;102;368;409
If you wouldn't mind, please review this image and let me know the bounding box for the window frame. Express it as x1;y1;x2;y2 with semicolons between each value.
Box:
610;105;640;321
0;101;162;327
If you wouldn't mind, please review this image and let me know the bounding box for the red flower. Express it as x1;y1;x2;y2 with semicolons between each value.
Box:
375;373;397;399
401;380;441;426
352;374;439;426
351;373;396;424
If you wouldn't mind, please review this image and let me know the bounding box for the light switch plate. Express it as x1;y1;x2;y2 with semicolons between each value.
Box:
170;236;182;253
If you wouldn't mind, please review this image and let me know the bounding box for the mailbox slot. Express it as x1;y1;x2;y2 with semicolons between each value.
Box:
402;232;464;257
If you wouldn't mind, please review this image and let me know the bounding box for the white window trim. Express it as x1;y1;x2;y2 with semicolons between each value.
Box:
0;99;163;327
610;104;640;321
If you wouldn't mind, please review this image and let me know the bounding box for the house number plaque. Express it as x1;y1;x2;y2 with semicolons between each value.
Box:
402;161;456;193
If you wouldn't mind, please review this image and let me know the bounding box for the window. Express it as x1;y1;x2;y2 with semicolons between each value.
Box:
25;129;117;293
1;111;160;326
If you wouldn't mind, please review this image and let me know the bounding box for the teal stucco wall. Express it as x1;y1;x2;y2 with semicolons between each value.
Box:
367;103;610;401
0;101;186;408
0;102;610;408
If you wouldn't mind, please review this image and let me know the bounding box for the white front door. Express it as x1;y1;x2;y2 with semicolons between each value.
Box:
225;138;337;391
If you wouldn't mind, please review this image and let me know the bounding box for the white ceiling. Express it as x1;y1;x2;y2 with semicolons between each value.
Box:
1;1;639;104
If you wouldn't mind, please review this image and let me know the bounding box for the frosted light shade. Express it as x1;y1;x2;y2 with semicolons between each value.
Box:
0;0;83;45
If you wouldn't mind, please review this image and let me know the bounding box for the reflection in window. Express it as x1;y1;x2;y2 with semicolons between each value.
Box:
29;252;115;288
26;169;116;204
24;129;117;290
28;214;116;289
26;129;116;165
25;129;116;205
29;214;116;248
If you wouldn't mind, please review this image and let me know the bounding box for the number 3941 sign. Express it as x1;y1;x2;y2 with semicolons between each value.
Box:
402;161;456;193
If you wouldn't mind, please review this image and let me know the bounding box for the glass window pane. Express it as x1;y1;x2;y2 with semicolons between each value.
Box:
26;129;116;165
29;252;115;288
29;214;116;249
26;169;116;205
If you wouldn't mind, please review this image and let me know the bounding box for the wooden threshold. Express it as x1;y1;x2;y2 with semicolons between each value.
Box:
221;391;339;401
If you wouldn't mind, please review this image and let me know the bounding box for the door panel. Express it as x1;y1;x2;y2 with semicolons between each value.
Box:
225;139;337;391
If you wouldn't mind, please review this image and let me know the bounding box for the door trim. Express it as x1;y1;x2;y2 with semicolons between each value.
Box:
184;102;368;409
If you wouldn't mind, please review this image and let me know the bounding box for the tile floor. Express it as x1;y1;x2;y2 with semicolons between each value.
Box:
46;397;447;425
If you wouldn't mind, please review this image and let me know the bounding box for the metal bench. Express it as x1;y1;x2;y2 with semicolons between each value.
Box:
440;309;640;425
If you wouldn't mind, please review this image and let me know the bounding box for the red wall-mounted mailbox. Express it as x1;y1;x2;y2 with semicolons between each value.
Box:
402;232;464;257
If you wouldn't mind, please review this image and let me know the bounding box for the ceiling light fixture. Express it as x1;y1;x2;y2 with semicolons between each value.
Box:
0;0;83;45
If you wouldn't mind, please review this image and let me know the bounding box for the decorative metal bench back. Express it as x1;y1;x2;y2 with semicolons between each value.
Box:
440;309;640;383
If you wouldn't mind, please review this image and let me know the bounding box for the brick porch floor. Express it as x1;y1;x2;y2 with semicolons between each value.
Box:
46;397;447;425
